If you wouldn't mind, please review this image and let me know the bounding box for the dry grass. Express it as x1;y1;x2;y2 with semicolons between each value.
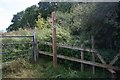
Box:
2;57;111;78
2;58;46;78
4;69;35;78
2;58;34;78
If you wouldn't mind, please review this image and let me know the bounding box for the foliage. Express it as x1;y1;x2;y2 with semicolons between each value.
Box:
56;2;74;13
2;40;32;62
6;11;24;31
3;2;120;78
57;11;73;31
20;5;39;29
62;3;120;51
2;24;71;62
38;2;56;19
36;15;51;29
2;58;111;78
7;5;39;31
38;2;74;19
6;2;74;31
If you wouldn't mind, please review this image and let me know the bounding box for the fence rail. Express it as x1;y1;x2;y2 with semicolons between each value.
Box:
38;41;120;79
39;51;120;71
2;42;32;45
40;42;95;52
1;35;119;79
0;35;33;38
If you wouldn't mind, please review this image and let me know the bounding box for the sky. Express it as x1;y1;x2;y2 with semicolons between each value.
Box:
0;0;40;31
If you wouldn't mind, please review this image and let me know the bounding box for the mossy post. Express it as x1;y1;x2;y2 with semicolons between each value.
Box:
52;10;57;68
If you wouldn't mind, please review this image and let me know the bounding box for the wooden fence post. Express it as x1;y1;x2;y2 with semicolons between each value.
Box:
91;36;95;74
81;44;84;72
36;39;38;59
32;32;36;63
52;11;57;68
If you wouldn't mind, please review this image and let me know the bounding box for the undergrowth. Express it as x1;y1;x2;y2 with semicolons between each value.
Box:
1;28;119;78
2;57;111;78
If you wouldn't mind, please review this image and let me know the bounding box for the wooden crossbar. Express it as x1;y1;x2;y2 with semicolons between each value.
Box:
40;42;95;52
39;51;120;71
110;52;120;66
2;42;32;45
94;50;116;75
0;35;33;38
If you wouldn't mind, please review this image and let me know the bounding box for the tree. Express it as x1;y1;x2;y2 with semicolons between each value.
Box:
20;5;39;29
7;2;74;31
6;11;24;31
38;2;74;19
7;5;39;31
70;2;120;50
38;2;56;19
36;14;51;29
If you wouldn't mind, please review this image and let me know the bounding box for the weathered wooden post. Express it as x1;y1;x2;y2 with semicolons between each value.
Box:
36;39;38;59
81;44;84;72
52;10;57;68
32;32;36;63
91;36;95;74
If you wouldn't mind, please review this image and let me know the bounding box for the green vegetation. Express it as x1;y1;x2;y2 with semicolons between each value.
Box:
2;57;110;78
2;27;119;78
6;2;120;52
2;2;120;78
